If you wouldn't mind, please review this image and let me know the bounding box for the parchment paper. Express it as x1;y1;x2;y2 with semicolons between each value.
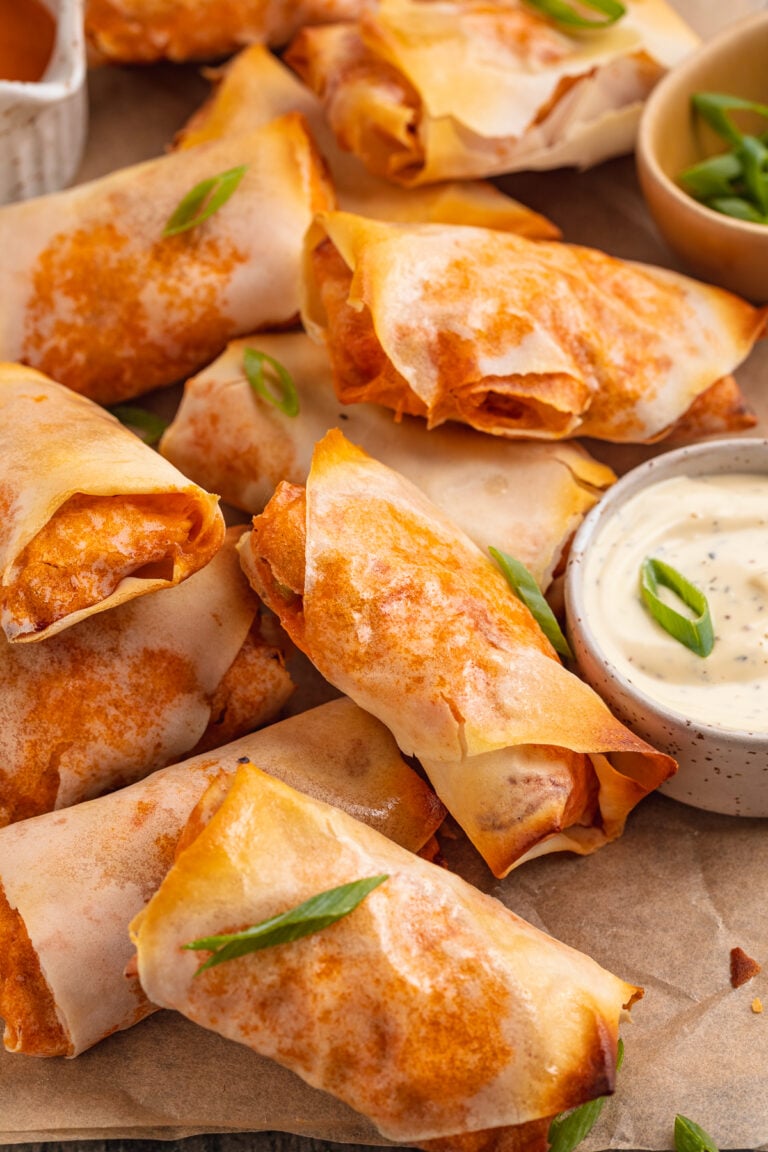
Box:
2;51;768;1152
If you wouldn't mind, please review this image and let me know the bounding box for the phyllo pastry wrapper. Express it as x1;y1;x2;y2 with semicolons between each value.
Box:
161;332;615;590
85;0;367;62
286;0;699;184
239;430;675;876
177;43;560;239
0;364;225;643
0;698;443;1058
0;526;293;828
304;212;765;443
131;763;641;1147
0;114;333;406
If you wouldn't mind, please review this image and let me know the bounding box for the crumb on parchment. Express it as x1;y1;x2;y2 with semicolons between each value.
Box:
731;946;762;989
752;998;763;1014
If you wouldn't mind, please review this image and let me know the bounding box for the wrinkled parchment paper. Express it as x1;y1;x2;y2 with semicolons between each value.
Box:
2;51;768;1152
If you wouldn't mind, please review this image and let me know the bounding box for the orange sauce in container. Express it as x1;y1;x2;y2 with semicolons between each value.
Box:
0;0;57;83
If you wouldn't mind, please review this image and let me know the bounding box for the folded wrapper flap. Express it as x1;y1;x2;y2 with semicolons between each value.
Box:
131;762;641;1147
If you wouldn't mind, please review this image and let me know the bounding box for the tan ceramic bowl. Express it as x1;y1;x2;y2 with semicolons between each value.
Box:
565;439;768;817
636;11;768;303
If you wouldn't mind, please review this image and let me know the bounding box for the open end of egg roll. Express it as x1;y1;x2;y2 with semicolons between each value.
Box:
0;883;70;1057
3;492;215;641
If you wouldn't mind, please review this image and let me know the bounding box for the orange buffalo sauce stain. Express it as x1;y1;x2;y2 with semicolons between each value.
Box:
0;0;56;83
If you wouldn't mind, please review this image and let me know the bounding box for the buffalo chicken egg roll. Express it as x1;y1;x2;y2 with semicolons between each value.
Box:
0;527;292;828
0;363;225;642
303;212;765;443
85;0;367;63
131;763;641;1148
161;332;615;589
286;0;699;184
0;114;333;405
176;44;560;238
239;430;675;876
0;698;443;1057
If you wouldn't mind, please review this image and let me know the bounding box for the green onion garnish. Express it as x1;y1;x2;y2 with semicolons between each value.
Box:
679;94;768;224
243;348;299;417
523;0;625;28
548;1038;624;1152
109;405;168;446
639;558;714;658
184;875;388;974
162;165;248;238
674;1115;719;1152
489;547;573;660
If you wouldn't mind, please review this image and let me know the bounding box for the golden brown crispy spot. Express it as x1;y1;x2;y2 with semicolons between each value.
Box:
664;375;756;442
23;222;243;403
0;881;71;1056
3;493;202;637
731;946;762;989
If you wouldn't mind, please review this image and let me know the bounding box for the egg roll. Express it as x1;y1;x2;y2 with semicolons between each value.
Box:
177;44;560;238
161;333;614;589
0;698;443;1058
0;527;292;828
286;0;699;184
304;212;765;443
0;364;226;643
0;114;333;405
85;0;367;62
240;430;676;876
131;763;640;1147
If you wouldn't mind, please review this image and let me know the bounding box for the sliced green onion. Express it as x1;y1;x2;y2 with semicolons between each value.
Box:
681;93;768;223
109;405;168;446
523;0;625;27
489;547;573;660
548;1038;624;1152
162;164;248;238
674;1115;719;1152
639;558;714;658
185;875;388;974
678;152;742;200
707;195;768;224
692;93;768;148
243;347;299;417
736;135;768;213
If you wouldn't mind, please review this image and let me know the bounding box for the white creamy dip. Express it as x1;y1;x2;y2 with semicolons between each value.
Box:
582;473;768;733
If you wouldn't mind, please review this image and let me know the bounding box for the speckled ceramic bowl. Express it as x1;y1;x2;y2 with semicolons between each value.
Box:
565;439;768;817
636;10;768;303
0;0;88;205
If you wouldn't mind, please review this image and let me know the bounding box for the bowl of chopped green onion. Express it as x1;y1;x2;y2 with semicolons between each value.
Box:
637;10;768;303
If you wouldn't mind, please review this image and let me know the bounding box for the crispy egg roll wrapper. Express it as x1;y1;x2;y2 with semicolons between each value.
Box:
0;364;225;643
286;0;699;185
304;212;765;443
0;114;333;405
161;333;615;589
131;764;641;1145
240;430;675;876
85;0;366;62
0;699;443;1058
177;44;560;239
0;527;293;828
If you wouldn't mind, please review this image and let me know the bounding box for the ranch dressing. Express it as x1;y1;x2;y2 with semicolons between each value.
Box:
582;473;768;733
